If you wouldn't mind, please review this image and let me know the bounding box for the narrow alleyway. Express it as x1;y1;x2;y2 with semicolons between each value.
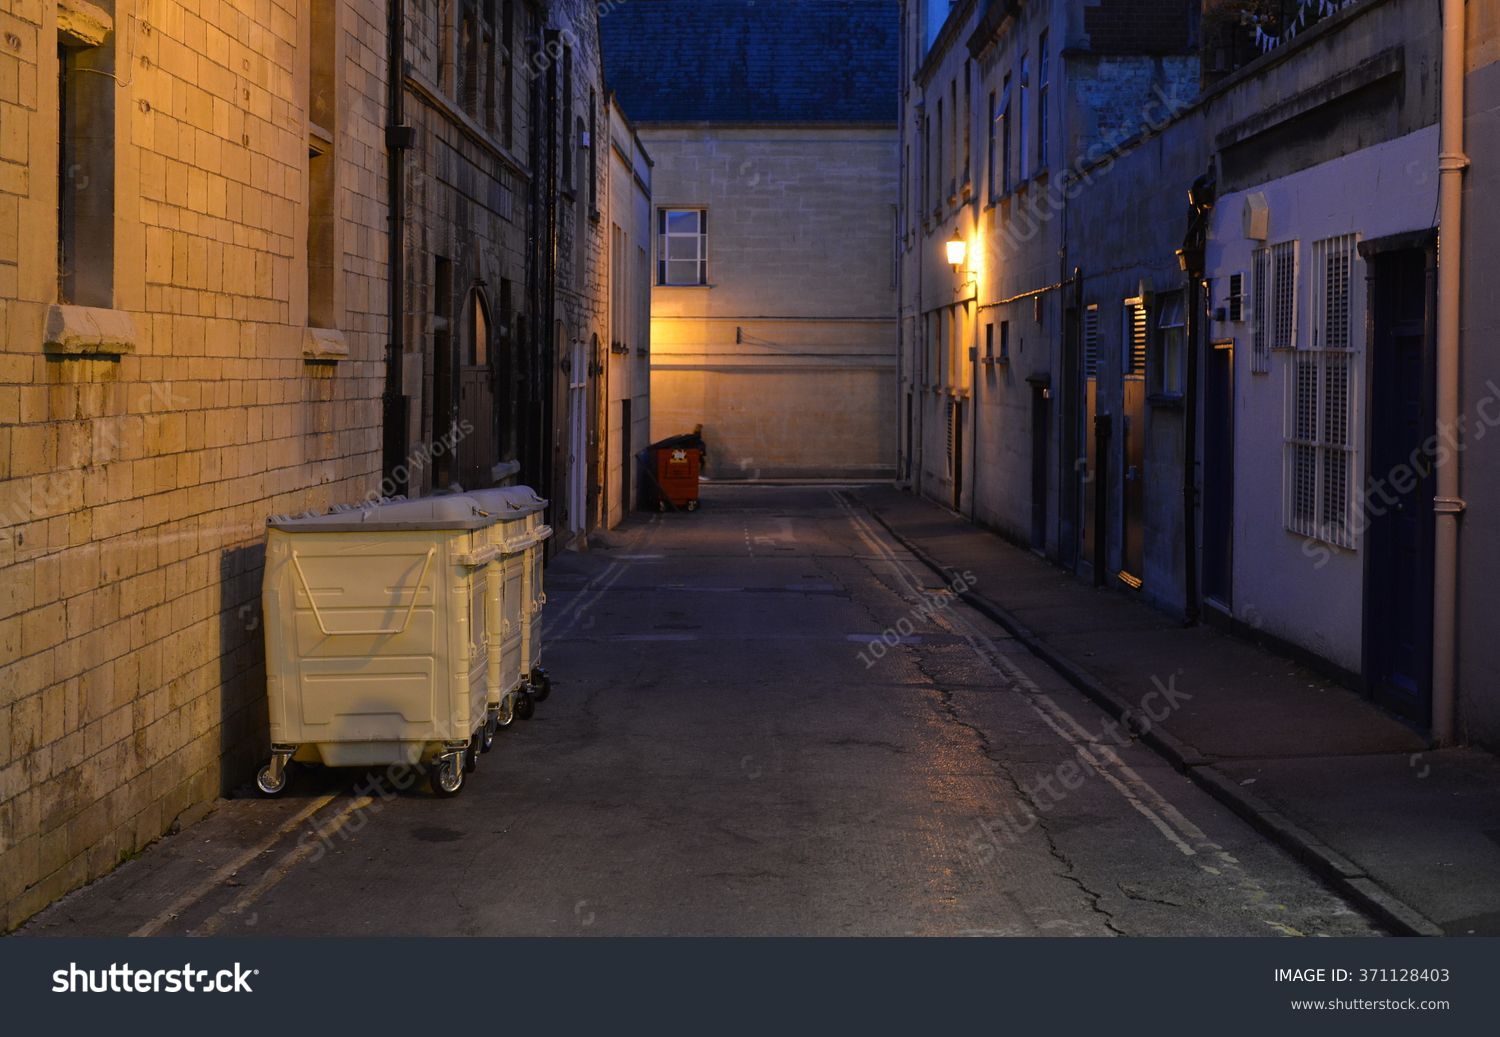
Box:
24;486;1379;937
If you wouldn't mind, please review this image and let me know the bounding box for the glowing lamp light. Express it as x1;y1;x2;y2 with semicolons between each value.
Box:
945;233;968;270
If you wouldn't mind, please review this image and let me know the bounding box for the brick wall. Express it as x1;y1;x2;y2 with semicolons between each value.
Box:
1083;0;1197;56
0;0;386;929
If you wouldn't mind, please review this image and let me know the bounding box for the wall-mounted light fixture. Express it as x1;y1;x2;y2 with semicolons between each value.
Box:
946;232;968;271
947;232;976;295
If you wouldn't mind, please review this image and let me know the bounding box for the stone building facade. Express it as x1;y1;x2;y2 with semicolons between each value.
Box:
898;0;1201;550
0;0;387;928
602;0;899;481
0;0;649;929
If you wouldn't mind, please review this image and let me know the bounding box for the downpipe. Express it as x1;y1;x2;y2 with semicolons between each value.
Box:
382;0;412;495
1432;0;1469;745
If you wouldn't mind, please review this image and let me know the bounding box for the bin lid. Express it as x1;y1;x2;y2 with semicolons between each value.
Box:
647;431;705;453
267;495;504;533
464;486;549;518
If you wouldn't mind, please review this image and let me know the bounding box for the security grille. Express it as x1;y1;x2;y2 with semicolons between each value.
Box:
1271;240;1297;351
1251;248;1270;373
1284;234;1358;549
1228;272;1245;323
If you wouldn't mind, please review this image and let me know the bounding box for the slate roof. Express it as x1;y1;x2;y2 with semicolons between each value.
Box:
600;0;899;124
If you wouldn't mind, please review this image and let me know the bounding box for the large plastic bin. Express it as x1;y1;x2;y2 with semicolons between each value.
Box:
642;430;705;512
466;487;554;720
258;491;547;797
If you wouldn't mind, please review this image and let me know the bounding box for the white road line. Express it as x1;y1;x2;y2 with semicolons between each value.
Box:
196;795;377;936
832;491;1300;930
130;794;338;937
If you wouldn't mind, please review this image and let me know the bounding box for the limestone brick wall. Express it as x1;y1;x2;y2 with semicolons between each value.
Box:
0;0;386;929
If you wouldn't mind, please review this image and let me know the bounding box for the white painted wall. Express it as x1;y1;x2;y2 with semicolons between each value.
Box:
1205;124;1440;673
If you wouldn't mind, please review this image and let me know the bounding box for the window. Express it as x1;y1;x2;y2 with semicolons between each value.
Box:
1227;272;1245;323
561;43;574;189
460;1;478;116
500;1;515;146
985;321;994;359
920;115;929;215
57;22;116;306
1250;249;1270;373
926;312;938;385
1285;235;1358;548
480;0;496;130
468;290;490;366
999;320;1011;363
1124;298;1149;377
1000;74;1012;195
306;3;338;328
657;209;707;286
935;98;944;208
588;89;598;214
1153;292;1186;397
962;61;972;189
1083;304;1100;378
986;91;997;201
1037;31;1050;170
1271;240;1298;350
949;78;958;198
1018;52;1030;183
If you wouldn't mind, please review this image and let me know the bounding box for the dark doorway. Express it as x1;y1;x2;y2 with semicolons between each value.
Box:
1120;381;1146;586
1059;306;1081;569
458;290;497;490
1030;379;1050;551
951;399;964;511
587;334;602;530
904;392;913;482
1202;339;1235;605
620;397;632;518
1363;240;1436;724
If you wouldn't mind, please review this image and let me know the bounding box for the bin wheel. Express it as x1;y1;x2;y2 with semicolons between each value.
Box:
431;757;465;797
516;691;536;721
480;715;497;753
255;760;290;797
496;694;517;730
686;499;700;512
529;669;552;702
464;734;481;773
656;499;667;512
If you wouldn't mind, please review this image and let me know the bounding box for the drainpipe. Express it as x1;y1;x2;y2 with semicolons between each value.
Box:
1179;170;1215;627
1432;0;1469;745
381;0;413;495
542;28;561;524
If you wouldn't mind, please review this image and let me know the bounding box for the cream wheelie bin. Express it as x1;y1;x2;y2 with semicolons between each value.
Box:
258;496;504;797
466;488;552;729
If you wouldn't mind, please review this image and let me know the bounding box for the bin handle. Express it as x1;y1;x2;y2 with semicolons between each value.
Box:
290;547;436;637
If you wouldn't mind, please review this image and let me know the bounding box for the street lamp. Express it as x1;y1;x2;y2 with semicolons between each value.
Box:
946;233;968;271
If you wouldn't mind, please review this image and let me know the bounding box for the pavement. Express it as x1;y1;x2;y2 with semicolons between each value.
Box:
848;483;1500;937
13;484;1443;937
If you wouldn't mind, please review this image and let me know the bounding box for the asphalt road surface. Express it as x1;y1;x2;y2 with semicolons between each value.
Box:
24;486;1380;937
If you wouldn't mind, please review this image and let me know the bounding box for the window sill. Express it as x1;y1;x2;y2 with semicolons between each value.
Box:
1147;393;1184;410
657;283;714;290
303;327;349;362
44;303;138;357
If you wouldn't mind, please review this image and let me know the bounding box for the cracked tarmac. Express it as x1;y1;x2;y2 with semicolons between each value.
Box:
23;485;1382;937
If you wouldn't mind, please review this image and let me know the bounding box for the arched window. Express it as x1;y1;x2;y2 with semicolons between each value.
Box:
468;289;490;366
